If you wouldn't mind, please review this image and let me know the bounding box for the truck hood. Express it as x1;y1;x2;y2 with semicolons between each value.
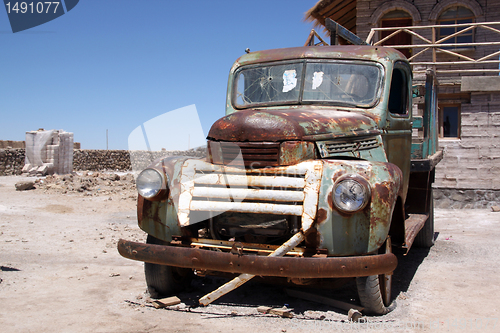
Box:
208;109;379;142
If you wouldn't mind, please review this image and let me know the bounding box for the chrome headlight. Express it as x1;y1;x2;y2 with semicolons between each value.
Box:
333;176;371;213
136;169;166;199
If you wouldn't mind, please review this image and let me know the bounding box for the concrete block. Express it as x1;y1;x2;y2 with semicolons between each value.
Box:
28;167;37;176
22;164;32;173
37;165;48;175
45;163;54;173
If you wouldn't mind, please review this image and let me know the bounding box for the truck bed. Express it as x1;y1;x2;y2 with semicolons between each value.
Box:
410;150;443;172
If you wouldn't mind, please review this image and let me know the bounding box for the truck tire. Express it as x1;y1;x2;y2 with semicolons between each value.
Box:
414;190;435;248
144;235;192;298
356;238;392;315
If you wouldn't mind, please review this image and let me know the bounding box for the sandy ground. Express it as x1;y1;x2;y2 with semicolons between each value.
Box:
1;174;500;333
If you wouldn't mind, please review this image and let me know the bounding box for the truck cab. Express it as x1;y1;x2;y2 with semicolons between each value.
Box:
119;44;441;315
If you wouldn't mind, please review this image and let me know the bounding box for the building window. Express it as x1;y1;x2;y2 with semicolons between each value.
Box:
439;104;461;138
380;10;413;58
437;6;474;48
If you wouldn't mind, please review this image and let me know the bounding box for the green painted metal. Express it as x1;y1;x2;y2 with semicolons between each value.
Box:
137;157;188;242
316;160;402;255
139;200;172;242
412;116;423;129
315;135;388;162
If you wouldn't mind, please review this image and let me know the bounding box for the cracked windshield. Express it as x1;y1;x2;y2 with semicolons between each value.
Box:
235;61;382;108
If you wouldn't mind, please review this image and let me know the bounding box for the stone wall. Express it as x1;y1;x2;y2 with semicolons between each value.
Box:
435;188;500;209
73;147;207;171
434;92;500;190
73;150;132;171
0;140;80;149
0;149;25;176
0;147;208;175
0;141;25;149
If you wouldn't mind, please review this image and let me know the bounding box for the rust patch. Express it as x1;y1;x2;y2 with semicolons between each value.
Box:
172;178;180;187
208;110;302;142
316;208;328;224
374;182;391;206
327;191;334;210
331;169;346;182
379;163;404;196
137;195;144;225
369;216;382;229
279;141;316;166
361;111;382;124
118;238;399;278
207;108;376;142
304;228;321;249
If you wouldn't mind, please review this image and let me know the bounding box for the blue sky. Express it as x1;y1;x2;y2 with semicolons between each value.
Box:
0;0;322;150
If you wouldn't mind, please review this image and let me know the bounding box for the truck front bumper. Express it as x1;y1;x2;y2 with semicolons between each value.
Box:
118;239;397;278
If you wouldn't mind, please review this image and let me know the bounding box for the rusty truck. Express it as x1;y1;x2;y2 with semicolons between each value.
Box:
118;21;442;315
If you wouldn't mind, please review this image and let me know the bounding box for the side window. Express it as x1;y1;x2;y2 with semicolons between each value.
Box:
388;63;410;115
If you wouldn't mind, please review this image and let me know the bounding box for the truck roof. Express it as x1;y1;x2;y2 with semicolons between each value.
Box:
234;45;407;67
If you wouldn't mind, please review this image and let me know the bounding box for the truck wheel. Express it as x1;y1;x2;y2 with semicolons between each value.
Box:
414;190;435;248
356;237;392;315
144;235;192;298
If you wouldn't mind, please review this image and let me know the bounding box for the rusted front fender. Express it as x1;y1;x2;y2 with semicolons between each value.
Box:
316;160;403;256
117;239;397;278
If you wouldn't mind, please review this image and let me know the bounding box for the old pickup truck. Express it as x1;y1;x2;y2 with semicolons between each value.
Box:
118;27;442;315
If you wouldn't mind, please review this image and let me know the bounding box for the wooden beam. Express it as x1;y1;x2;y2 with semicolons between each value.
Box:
340;10;357;33
330;1;357;22
325;18;366;45
319;0;347;16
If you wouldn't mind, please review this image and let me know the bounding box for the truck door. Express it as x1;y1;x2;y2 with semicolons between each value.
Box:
383;61;412;201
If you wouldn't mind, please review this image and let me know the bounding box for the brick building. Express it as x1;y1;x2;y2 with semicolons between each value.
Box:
306;0;500;207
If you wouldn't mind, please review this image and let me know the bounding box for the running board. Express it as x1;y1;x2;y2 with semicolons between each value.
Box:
403;213;429;254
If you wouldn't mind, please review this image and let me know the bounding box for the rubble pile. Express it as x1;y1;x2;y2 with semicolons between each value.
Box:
34;172;137;198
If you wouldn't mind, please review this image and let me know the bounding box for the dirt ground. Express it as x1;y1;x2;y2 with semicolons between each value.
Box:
1;174;500;333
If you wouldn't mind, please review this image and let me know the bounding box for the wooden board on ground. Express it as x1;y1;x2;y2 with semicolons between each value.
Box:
152;296;181;309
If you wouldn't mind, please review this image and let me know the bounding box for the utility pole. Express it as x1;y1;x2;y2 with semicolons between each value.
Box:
106;129;108;150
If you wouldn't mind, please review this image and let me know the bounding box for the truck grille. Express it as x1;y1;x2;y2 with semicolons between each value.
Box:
177;160;323;231
316;137;379;158
217;142;280;167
